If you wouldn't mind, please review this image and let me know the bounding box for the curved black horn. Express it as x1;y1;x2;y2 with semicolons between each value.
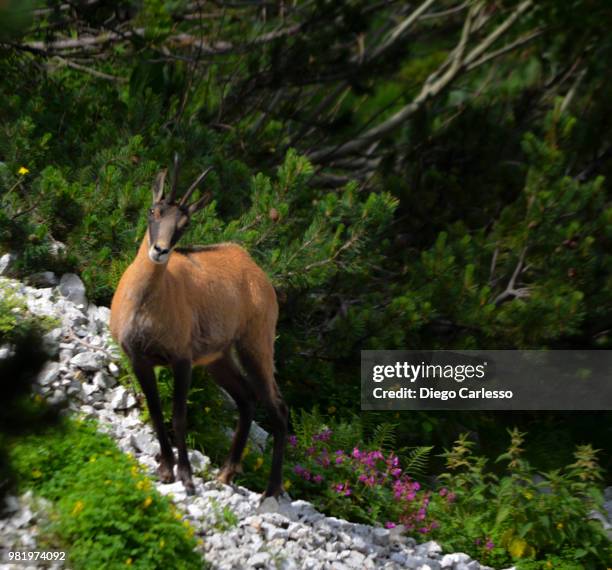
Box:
179;167;213;207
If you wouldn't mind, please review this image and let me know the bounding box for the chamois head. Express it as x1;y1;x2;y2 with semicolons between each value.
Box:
147;156;212;264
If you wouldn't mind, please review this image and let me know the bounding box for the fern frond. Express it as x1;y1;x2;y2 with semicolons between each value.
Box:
402;446;433;478
370;422;397;452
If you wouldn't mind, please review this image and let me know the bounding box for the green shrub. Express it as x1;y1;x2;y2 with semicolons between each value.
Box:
9;419;204;570
428;430;612;569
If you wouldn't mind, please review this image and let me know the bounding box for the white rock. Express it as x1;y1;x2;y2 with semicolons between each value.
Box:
108;362;120;377
42;327;63;356
3;495;20;513
48;389;66;406
258;496;279;514
108;385;136;410
58;273;87;306
247;552;271;568
0;252;16;276
93;370;116;389
28;271;58;287
351;535;369;553
372;527;390;546
187;503;205;520
130;432;160;457
278;559;299;570
249;421;269;451
157;481;186;497
441;553;471;568
70;351;105;371
82;383;100;397
189;449;210;473
0;344;14;360
262;523;288;541
96;306;111;327
38;362;61;386
416;540;443;557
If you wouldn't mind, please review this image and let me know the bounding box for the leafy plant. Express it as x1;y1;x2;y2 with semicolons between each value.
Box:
429;430;612;569
9;419;203;569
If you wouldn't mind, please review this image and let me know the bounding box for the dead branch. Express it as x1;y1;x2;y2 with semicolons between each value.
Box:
493;247;531;305
308;0;534;164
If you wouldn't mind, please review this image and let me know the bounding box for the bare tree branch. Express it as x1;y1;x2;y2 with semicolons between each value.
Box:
368;0;437;61
493;247;531;305
308;0;534;164
52;56;128;83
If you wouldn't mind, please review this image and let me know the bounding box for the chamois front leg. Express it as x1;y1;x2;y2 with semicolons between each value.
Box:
172;359;195;495
132;356;175;483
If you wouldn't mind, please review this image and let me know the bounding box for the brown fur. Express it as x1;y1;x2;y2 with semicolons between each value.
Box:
110;237;278;366
109;175;287;498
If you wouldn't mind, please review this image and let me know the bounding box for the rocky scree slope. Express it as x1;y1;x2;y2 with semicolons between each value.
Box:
3;272;605;570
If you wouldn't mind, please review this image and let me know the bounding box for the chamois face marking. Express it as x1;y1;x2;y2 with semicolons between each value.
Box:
147;201;189;264
146;160;212;265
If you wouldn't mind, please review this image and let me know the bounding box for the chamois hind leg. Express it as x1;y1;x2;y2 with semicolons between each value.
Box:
172;359;194;495
237;334;288;499
131;356;175;483
207;354;256;485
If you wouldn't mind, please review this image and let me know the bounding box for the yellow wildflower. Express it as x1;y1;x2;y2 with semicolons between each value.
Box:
72;500;84;516
204;407;211;413
131;465;139;477
143;496;153;509
524;491;534;500
32;469;42;479
254;457;264;471
18;166;29;176
556;522;564;529
136;479;151;491
174;512;182;520
89;455;97;462
125;558;132;566
284;479;292;490
159;539;165;549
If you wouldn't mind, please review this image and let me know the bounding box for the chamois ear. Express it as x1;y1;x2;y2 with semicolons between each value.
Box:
167;152;181;203
152;169;167;203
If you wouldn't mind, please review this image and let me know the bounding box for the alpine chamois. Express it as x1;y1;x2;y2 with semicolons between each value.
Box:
109;160;287;497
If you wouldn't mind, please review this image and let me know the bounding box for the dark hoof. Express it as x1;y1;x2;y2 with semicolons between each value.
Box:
157;463;175;484
177;464;195;495
216;463;241;485
263;485;282;499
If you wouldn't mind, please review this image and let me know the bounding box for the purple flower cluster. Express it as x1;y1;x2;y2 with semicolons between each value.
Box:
313;428;333;442
474;537;495;550
287;428;441;535
334;482;352;496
